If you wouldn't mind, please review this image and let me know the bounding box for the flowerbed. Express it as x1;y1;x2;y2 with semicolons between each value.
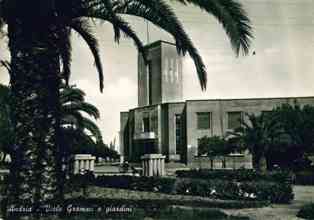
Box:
69;174;294;204
175;178;293;203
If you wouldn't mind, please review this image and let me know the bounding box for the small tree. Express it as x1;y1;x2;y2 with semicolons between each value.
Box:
198;136;231;156
198;136;233;169
229;112;281;172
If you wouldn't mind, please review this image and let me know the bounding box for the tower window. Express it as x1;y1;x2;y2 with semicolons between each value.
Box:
148;60;153;105
175;114;182;154
143;117;150;132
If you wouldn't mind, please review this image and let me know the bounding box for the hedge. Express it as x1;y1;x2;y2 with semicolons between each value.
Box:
175;169;292;183
70;174;176;194
174;178;293;204
69;174;294;204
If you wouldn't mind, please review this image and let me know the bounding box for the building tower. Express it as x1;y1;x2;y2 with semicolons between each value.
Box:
138;41;183;107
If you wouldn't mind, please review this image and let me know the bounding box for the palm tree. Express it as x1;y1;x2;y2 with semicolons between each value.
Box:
60;84;102;142
59;84;102;194
0;0;253;209
229;112;280;172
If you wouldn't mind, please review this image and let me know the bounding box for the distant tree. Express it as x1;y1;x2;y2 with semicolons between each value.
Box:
198;136;232;157
229;112;281;172
273;103;314;156
198;136;234;169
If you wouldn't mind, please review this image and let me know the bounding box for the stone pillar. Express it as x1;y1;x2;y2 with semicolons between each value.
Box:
74;160;79;174
73;154;96;174
90;159;95;171
161;158;165;176
141;154;166;177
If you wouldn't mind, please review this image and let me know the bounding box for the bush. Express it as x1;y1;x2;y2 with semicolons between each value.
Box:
69;174;293;204
297;203;314;219
175;169;292;183
69;174;176;194
174;178;293;203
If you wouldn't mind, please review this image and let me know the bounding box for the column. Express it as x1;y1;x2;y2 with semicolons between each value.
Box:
85;159;90;171
90;159;95;172
149;159;153;176
161;158;165;176
154;158;158;176
157;158;161;176
74;160;79;174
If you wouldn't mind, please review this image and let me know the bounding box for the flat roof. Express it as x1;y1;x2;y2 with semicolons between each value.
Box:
143;40;176;50
121;96;314;113
185;96;314;102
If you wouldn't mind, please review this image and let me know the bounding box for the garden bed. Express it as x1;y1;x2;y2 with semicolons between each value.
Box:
69;174;294;204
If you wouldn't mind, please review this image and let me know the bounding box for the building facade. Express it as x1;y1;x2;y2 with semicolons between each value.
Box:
120;41;314;165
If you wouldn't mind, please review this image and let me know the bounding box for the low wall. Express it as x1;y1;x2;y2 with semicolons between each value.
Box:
189;154;252;170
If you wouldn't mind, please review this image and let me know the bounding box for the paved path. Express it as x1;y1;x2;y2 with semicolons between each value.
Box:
223;185;314;220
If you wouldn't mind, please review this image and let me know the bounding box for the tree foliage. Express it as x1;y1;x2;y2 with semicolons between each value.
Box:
0;0;253;209
198;135;233;157
0;83;118;163
228;112;281;172
273;103;314;155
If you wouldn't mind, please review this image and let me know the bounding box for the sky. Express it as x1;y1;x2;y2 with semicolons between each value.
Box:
1;0;314;146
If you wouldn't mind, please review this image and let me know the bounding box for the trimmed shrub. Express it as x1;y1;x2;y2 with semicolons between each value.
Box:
175;169;292;183
69;174;176;194
174;178;293;203
297;203;314;219
69;174;293;204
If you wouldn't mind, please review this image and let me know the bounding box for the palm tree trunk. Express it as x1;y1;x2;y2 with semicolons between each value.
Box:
6;22;63;212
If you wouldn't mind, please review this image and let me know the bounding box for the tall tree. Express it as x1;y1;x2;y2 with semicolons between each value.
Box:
0;0;253;211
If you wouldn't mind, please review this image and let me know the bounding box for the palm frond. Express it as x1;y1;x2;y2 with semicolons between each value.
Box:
69;18;104;92
113;0;208;90
82;3;148;63
172;0;253;55
60;86;85;104
80;117;103;143
62;101;100;119
0;60;11;75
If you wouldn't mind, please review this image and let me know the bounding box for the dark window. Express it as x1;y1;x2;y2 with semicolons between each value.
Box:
197;112;211;130
175;114;182;154
148;61;153;105
228;112;242;129
143;117;150;132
